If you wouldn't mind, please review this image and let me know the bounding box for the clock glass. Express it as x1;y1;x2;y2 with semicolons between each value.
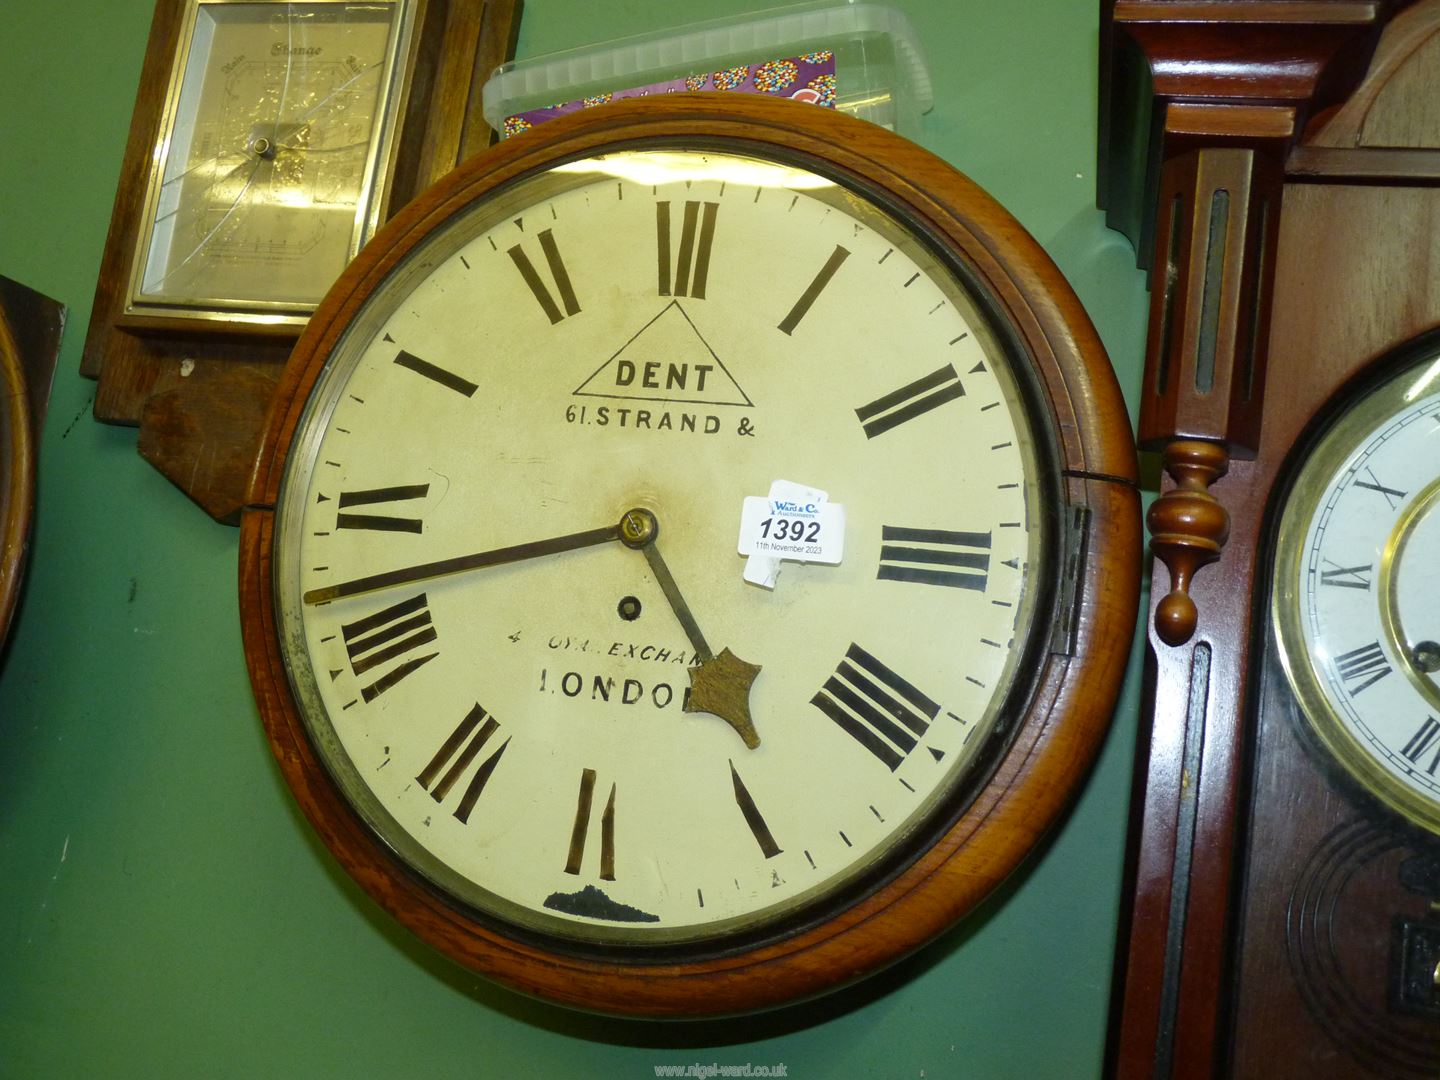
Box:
129;0;414;321
271;146;1061;950
1273;345;1440;833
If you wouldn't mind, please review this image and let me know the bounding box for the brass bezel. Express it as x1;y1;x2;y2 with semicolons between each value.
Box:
1272;353;1440;834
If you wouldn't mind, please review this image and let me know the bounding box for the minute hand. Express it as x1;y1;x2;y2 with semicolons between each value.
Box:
302;521;621;605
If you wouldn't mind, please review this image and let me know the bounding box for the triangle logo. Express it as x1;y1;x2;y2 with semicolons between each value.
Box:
572;301;753;407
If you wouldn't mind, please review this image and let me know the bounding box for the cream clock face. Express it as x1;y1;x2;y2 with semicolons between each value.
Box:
273;148;1056;947
1274;350;1440;834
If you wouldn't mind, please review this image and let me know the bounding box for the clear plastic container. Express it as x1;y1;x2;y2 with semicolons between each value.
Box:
482;1;932;140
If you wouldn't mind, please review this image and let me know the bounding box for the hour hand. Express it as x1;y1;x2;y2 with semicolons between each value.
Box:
619;508;763;749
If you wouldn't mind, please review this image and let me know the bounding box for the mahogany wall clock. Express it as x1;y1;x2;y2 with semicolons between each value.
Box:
1102;1;1440;1074
240;93;1139;1015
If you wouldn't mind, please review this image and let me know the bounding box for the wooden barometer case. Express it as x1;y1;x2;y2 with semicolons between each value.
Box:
239;93;1140;1015
80;0;520;523
1102;1;1440;1074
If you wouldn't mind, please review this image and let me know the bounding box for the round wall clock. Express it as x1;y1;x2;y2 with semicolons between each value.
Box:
1273;342;1440;834
240;94;1140;1015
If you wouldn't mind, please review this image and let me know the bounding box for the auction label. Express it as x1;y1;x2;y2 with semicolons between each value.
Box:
738;486;845;565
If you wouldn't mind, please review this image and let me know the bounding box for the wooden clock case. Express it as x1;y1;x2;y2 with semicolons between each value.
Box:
1102;1;1440;1075
240;93;1142;1016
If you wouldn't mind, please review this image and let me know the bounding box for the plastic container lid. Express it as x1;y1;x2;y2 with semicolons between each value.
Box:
482;1;933;138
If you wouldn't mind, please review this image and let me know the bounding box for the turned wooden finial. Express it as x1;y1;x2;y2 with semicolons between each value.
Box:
1135;148;1278;647
1148;439;1230;646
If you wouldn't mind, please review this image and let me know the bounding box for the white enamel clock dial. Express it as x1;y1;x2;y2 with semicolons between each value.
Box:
271;147;1054;944
1274;350;1440;833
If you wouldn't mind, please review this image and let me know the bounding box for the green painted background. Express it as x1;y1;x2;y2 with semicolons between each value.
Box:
0;2;1150;1076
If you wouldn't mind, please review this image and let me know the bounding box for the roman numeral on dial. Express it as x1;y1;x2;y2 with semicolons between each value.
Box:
508;229;581;324
1333;640;1392;696
730;761;781;858
657;200;718;298
778;244;850;335
340;592;438;703
811;644;940;770
564;768;616;880
1353;468;1407;509
878;526;991;590
392;349;478;397
1401;717;1440;777
855;364;966;439
416;704;510;823
335;483;429;534
1319;559;1372;590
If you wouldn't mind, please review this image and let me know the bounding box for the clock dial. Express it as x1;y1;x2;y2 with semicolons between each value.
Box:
243;95;1139;1013
275;148;1049;944
1274;349;1440;832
